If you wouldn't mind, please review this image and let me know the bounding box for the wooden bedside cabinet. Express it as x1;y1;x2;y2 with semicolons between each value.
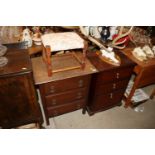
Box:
85;50;135;115
31;52;96;125
0;49;42;128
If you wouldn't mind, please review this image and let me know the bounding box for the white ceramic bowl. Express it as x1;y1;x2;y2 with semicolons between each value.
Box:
0;45;7;57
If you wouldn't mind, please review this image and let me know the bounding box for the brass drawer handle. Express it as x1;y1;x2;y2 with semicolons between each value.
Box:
116;73;120;79
77;92;82;99
78;80;84;87
76;104;81;109
110;93;113;99
50;86;55;93
53;110;58;116
113;83;116;89
52;99;57;105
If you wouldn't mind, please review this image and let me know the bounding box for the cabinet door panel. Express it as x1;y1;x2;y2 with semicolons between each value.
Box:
0;74;38;128
90;89;125;111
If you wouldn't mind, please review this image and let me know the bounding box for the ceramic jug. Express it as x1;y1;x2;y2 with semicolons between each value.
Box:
22;28;32;47
98;26;110;42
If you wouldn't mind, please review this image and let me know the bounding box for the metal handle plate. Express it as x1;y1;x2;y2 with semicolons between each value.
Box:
50;85;55;93
53;110;58;116
78;80;84;87
116;73;120;79
110;93;113;99
76;104;81;109
77;92;82;99
52;99;57;105
113;83;116;89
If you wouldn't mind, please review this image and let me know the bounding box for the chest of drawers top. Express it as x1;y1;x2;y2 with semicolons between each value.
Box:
31;52;97;85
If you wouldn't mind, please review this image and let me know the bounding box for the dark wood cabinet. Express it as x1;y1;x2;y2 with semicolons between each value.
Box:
86;51;135;115
0;49;42;128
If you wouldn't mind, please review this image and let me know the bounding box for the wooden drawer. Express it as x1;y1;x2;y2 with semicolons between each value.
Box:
42;75;91;95
91;89;125;111
47;99;85;117
96;67;133;84
45;87;88;107
95;79;129;95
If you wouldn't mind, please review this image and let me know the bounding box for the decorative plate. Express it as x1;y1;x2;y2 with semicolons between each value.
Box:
96;51;121;66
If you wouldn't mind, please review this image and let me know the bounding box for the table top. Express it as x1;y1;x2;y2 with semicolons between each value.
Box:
0;49;32;77
122;46;155;68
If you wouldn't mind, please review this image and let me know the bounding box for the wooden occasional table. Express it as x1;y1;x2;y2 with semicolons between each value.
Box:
122;47;155;108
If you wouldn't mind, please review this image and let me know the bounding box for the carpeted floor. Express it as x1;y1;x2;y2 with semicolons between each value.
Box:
38;84;155;129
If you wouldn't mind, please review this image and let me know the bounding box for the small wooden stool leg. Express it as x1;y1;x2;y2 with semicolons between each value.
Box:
42;45;52;77
82;41;88;69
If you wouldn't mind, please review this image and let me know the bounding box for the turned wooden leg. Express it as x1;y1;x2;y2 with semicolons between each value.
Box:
150;88;155;99
124;71;143;108
124;86;136;108
125;74;142;108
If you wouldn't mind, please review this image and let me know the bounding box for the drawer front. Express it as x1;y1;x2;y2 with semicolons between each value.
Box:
95;79;129;95
42;75;91;95
47;99;85;117
96;67;133;84
45;87;88;107
91;89;125;111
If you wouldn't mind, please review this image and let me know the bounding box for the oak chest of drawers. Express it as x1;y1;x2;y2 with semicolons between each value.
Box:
86;51;135;115
39;75;91;124
31;52;96;125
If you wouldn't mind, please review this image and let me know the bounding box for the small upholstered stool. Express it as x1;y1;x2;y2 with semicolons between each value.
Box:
41;32;88;77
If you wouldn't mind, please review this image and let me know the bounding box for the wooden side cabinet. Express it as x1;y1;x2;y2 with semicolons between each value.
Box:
0;49;42;128
85;51;135;115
